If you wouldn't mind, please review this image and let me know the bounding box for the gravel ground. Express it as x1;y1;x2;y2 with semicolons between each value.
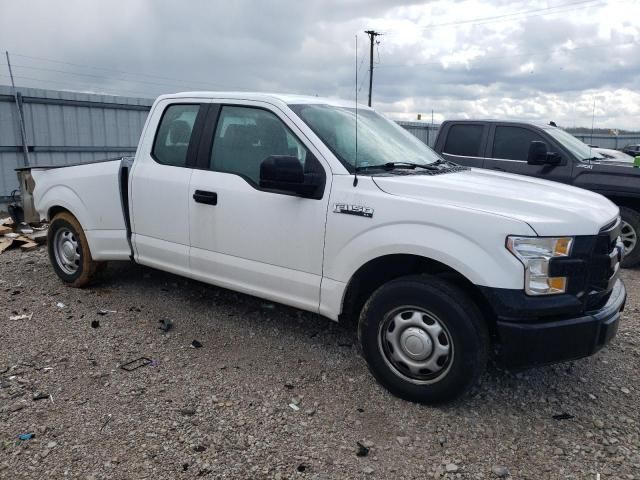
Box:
0;246;639;480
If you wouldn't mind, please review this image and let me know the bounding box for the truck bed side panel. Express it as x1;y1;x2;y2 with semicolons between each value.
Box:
31;160;130;260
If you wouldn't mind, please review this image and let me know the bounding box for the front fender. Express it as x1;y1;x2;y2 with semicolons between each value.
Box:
325;221;529;290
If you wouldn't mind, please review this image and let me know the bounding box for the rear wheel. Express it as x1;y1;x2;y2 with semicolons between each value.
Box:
358;275;489;404
48;212;103;287
620;207;640;268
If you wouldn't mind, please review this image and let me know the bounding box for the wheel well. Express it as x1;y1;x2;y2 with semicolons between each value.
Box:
340;254;497;334
606;196;640;212
48;206;72;221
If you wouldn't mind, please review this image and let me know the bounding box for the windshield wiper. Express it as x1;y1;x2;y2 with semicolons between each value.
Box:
355;162;441;172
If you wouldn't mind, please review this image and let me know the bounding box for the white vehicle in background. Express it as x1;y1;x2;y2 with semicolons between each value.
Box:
593;147;634;163
20;92;627;403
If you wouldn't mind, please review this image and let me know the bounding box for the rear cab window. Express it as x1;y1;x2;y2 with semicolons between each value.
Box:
443;124;484;157
151;104;201;167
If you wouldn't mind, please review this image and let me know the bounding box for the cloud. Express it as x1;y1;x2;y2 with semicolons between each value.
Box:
0;0;638;129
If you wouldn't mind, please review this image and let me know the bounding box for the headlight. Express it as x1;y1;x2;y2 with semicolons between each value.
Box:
506;236;573;295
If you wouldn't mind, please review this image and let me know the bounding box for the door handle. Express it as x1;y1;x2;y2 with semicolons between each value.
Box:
193;190;217;205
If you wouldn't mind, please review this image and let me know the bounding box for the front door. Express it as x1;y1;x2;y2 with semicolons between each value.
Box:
484;124;574;183
188;102;331;312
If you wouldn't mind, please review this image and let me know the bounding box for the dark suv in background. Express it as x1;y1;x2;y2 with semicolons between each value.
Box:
433;120;640;267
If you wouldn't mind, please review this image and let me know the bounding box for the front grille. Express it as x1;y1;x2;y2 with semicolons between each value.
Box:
550;217;622;312
584;218;622;310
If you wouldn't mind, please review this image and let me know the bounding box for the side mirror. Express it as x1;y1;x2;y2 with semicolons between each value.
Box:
527;141;561;166
259;155;321;197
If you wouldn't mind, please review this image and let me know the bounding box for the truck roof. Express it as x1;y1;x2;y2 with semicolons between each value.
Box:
442;119;557;129
157;91;370;109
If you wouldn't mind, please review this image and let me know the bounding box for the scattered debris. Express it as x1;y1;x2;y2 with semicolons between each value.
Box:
9;313;33;321
297;464;307;473
193;445;207;452
288;403;300;411
284;383;295;389
17;433;35;441
180;407;196;416
191;340;203;348
552;413;575;421
91;320;100;329
356;441;370;457
56;302;66;309
32;392;49;401
120;357;152;372
445;463;459;473
100;414;112;432
97;309;116;316
492;466;510;478
0;216;47;255
158;318;173;332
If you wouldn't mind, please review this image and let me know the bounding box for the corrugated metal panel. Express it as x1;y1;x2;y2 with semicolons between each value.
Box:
0;84;153;202
572;133;640;150
396;121;440;148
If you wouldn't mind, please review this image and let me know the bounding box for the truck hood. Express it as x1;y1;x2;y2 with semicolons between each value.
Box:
372;168;619;236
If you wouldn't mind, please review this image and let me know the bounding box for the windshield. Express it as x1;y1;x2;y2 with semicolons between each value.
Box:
544;127;604;161
289;104;442;171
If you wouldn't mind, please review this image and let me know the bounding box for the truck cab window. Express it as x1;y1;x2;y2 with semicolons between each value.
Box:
443;124;483;157
210;106;313;184
151;104;200;167
493;126;545;161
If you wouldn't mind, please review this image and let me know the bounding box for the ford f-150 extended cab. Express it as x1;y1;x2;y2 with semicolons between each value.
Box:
22;93;626;403
433;120;640;267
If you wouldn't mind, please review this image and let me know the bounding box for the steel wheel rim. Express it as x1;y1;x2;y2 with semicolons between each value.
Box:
621;220;637;256
53;227;81;275
378;306;454;385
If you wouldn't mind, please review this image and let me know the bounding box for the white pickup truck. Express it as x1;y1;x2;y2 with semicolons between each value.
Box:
22;92;626;403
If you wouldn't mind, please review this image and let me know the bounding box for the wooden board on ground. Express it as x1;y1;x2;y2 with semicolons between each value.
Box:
0;225;13;235
0;238;14;253
20;242;38;251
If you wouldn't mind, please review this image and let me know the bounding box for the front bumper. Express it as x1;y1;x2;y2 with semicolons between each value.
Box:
493;279;626;368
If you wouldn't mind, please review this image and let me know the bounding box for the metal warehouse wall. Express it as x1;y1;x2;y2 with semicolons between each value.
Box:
572;133;640;150
0;85;152;203
396;121;439;147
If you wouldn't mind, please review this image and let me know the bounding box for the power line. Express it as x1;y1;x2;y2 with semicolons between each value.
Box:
7;51;223;89
383;0;606;34
9;63;206;91
377;39;639;69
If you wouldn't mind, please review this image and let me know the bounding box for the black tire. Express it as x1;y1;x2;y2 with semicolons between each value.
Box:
47;212;103;287
620;207;640;268
358;274;489;404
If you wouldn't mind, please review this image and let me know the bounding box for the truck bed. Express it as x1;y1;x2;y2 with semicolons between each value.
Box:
20;157;134;261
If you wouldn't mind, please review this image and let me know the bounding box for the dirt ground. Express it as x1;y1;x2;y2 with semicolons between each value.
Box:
0;246;638;480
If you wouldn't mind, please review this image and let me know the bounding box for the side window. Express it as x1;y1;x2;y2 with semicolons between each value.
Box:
210;106;314;184
493;126;545;161
443;124;484;157
151;104;200;167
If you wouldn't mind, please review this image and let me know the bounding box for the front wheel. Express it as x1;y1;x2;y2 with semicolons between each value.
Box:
48;212;103;287
358;275;489;404
620;207;640;268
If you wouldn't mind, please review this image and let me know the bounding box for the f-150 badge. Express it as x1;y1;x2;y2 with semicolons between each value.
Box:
333;203;374;218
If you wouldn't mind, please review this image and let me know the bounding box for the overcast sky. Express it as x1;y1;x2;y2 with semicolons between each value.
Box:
1;0;639;129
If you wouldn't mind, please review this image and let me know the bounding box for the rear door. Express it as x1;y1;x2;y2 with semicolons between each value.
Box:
438;122;488;168
484;123;574;183
188;101;331;312
129;99;207;276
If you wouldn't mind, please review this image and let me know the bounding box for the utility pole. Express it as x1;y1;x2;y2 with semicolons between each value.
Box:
5;51;30;167
364;30;381;107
